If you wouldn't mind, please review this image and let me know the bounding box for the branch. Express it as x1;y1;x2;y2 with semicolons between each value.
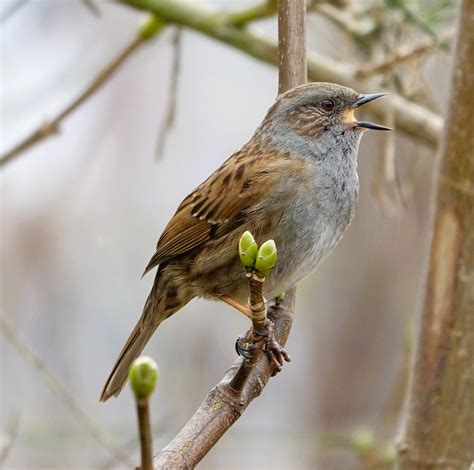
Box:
0;312;133;467
0;0;28;24
155;27;182;159
0;413;20;468
118;0;443;148
355;32;454;79
0;15;165;168
226;0;277;27
398;0;474;467
153;291;296;468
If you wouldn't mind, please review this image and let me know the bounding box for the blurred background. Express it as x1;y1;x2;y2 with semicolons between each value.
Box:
1;0;456;468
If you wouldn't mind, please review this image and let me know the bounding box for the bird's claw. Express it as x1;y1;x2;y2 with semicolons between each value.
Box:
235;335;259;360
257;319;292;374
235;319;291;374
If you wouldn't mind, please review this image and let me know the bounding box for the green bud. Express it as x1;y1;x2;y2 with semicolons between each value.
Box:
129;356;159;399
238;231;258;268
255;240;277;277
350;427;374;456
138;15;165;41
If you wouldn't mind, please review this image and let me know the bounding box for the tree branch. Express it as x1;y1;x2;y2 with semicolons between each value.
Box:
226;0;277;27
118;0;443;148
155;27;182;159
0;15;165;168
355;32;453;80
398;0;474;467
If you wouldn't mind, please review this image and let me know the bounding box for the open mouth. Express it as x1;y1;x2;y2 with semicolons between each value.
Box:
347;93;391;131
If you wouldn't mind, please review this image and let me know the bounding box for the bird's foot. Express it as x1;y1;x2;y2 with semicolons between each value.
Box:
235;319;291;374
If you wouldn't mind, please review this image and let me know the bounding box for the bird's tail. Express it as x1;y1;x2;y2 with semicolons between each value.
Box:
100;314;160;402
100;272;188;402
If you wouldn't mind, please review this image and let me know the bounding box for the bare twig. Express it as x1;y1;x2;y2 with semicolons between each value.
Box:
0;412;20;468
136;398;153;470
0;0;28;24
81;0;101;17
310;2;376;41
355;32;453;79
155;28;182;159
0;16;165;168
226;0;277;26
0;312;133;466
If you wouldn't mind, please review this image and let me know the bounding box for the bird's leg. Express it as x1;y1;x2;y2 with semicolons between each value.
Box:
218;294;252;319
234;274;291;373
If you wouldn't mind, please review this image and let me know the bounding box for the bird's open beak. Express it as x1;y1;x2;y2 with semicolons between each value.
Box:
346;93;391;131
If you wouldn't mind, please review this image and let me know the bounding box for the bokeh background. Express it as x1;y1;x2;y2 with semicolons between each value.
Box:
1;0;454;468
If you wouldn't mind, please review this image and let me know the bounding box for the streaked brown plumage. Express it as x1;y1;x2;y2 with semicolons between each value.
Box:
100;83;389;401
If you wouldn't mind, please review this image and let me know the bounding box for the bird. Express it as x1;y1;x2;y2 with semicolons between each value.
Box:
100;82;389;402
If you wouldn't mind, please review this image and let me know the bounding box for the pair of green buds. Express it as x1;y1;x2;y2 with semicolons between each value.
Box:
238;231;278;277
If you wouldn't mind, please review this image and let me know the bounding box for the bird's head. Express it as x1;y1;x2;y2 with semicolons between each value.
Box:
257;82;390;155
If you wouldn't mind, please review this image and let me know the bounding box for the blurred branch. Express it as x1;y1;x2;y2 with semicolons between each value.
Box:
310;3;376;41
0;312;133;467
399;0;474;466
320;428;397;469
0;412;20;468
155;27;182;159
81;0;101;17
0;0;27;24
0;15;165;169
355;32;453;80
226;0;277;26
153;1;305;466
118;0;443;148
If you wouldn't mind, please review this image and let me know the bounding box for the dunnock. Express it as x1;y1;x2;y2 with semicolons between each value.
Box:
100;82;389;401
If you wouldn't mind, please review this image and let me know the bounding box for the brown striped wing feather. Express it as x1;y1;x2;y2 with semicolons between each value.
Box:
143;147;300;276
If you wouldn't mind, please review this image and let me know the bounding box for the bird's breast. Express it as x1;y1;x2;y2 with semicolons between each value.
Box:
262;162;359;297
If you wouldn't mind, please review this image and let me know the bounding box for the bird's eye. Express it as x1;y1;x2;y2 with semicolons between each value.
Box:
321;99;335;111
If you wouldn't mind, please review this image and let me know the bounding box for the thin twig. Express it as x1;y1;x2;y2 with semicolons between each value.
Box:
136;398;153;470
0;412;20;468
155;27;182;160
0;0;28;24
0;312;133;467
81;0;101;17
355;32;453;79
0;17;165;168
310;2;376;41
226;0;277;26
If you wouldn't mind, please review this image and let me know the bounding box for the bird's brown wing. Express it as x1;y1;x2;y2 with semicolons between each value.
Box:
143;148;303;276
